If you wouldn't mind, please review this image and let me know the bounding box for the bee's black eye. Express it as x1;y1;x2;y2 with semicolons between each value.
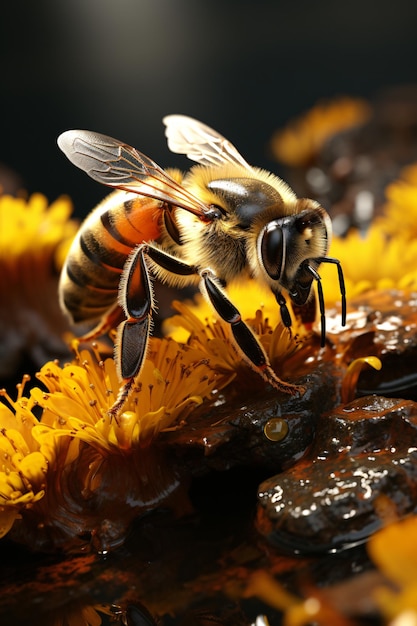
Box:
260;222;284;280
210;204;227;217
204;205;224;221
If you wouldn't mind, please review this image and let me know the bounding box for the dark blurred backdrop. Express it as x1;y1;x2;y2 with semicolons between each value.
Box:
2;0;417;217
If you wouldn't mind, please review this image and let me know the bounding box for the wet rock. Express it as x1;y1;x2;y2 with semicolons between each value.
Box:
162;361;341;475
327;290;417;400
257;395;417;553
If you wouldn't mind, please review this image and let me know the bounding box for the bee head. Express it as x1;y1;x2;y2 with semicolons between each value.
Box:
257;202;332;305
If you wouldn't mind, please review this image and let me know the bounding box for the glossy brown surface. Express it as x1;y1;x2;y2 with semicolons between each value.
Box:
257;395;417;553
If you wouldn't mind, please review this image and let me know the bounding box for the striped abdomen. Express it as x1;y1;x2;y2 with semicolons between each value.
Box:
59;191;162;324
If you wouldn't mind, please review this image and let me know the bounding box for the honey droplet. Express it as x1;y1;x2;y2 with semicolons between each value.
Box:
264;418;289;442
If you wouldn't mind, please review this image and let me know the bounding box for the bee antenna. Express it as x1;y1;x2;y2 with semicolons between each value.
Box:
317;257;347;327
306;264;326;347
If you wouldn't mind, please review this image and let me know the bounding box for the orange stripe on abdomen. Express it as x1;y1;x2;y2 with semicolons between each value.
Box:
61;195;164;323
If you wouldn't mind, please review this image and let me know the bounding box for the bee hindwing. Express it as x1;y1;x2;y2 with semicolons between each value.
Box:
163;114;252;169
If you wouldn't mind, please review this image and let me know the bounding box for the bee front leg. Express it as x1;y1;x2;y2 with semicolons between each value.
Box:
201;271;302;396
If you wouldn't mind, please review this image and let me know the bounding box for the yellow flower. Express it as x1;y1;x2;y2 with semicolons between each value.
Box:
319;224;417;308
0;377;49;538
271;97;372;167
368;516;417;621
319;162;417;307
165;281;305;385
245;570;350;626
31;337;221;451
0;192;78;377
379;162;417;240
0;336;225;550
0;192;76;263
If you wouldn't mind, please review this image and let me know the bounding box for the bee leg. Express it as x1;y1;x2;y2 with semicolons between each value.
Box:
78;305;126;342
109;243;197;419
108;246;154;419
274;291;293;328
201;271;302;396
108;318;151;421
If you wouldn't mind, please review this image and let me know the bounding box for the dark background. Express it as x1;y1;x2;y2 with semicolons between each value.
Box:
2;0;417;217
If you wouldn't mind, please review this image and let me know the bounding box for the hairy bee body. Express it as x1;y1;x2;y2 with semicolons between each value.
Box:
172;164;296;285
61;162;319;323
60;191;165;324
58;116;345;416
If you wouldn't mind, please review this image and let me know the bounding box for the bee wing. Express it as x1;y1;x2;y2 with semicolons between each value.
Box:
57;130;212;218
163;115;253;169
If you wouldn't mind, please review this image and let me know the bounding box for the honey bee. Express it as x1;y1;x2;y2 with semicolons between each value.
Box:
58;116;346;417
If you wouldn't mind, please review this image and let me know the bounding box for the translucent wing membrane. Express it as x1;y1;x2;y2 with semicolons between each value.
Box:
57;130;212;218
163;115;253;169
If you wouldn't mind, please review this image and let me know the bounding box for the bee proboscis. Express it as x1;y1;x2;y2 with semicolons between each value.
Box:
58;116;346;417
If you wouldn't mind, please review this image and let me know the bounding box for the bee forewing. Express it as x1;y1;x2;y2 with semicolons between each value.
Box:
57;130;122;174
57;129;211;218
163;114;252;170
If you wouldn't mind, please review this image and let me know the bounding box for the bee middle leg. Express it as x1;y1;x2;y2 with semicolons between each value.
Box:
201;270;302;396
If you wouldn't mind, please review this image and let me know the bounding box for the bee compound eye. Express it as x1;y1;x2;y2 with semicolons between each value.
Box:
260;222;284;280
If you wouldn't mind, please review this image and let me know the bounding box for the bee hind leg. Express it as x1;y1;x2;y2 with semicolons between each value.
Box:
201;270;303;396
108;315;154;421
78;305;126;342
108;243;197;419
108;245;154;419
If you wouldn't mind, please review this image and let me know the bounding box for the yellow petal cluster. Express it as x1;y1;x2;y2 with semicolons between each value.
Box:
0;333;224;546
379;163;417;240
0;192;78;377
271;97;372;167
0;379;49;538
0;191;77;278
319;224;417;306
32;337;222;451
0;188;307;549
165;281;304;383
319;162;417;307
368;516;417;622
